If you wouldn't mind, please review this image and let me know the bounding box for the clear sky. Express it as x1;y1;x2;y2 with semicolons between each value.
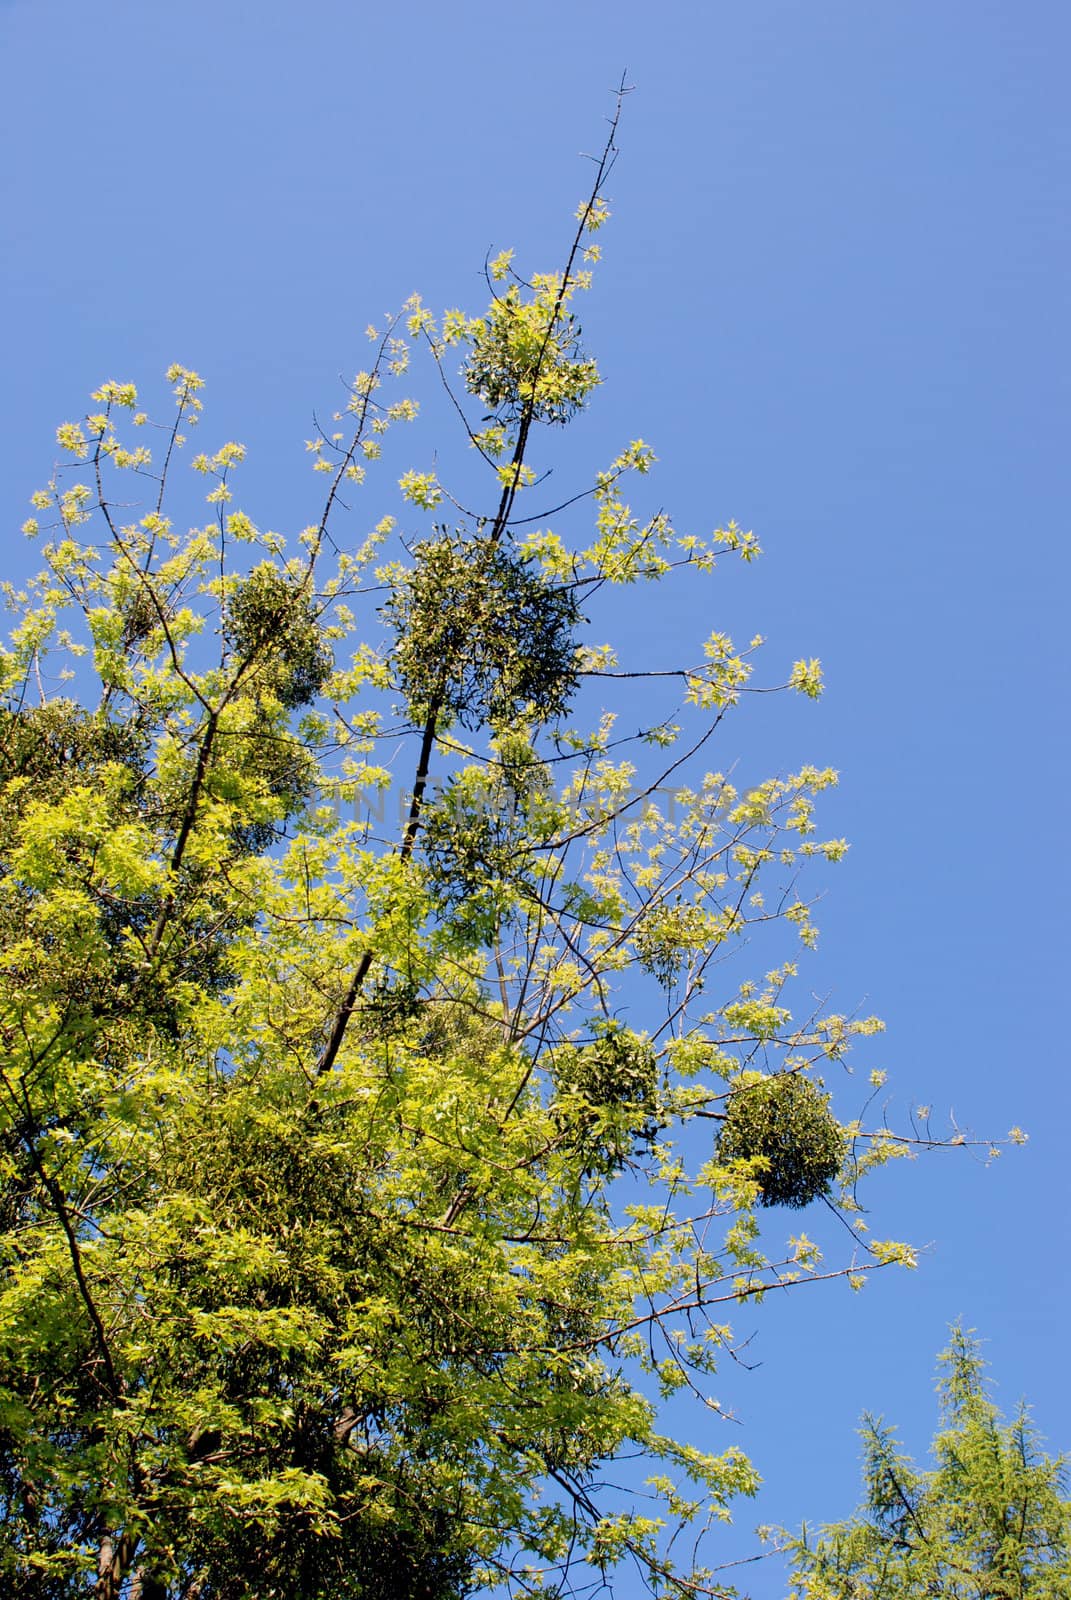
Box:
2;2;1069;1593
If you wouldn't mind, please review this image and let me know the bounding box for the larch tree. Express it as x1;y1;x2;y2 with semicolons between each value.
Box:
0;99;1002;1599
788;1329;1070;1599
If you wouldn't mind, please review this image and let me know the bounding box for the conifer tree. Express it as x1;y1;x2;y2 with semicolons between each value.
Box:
789;1329;1070;1599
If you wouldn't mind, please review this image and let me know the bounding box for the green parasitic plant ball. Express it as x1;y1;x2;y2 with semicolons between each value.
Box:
552;1023;664;1175
716;1072;845;1209
382;531;581;729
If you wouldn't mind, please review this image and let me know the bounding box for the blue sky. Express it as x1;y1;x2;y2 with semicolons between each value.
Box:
2;1;1069;1592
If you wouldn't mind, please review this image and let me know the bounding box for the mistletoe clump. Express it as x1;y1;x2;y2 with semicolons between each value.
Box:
552;1024;664;1174
0;701;146;800
224;563;333;710
217;565;332;851
383;531;581;729
421;738;555;917
716;1072;845;1209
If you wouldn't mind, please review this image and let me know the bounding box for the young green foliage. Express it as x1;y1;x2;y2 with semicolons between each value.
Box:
0;100;998;1600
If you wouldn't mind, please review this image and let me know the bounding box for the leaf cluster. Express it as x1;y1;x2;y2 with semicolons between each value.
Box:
463;281;599;427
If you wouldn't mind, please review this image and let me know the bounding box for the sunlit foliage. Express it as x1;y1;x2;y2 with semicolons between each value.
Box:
0;98;993;1600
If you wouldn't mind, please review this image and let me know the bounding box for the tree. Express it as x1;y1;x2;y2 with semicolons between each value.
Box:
0;99;991;1598
788;1329;1071;1598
